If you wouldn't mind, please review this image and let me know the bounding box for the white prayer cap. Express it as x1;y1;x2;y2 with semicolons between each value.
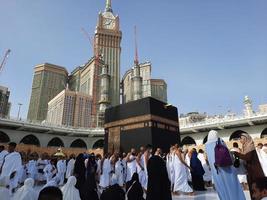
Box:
110;173;118;186
207;130;219;143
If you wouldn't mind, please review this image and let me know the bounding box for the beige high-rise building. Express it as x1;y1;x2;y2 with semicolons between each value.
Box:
121;62;168;103
150;79;167;103
94;0;122;107
27;63;68;122
46;89;92;128
69;57;106;127
69;66;82;92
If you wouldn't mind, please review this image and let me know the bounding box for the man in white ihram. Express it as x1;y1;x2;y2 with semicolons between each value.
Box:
0;145;8;169
56;157;66;186
0;142;22;194
65;155;75;179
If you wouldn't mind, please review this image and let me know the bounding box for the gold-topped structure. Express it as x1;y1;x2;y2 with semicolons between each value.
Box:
105;0;112;12
54;148;66;157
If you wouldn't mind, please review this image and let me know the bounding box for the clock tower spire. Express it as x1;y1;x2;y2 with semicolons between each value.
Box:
105;0;113;12
95;0;122;107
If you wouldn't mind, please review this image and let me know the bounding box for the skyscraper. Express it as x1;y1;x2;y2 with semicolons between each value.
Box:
121;62;168;103
73;57;105;127
27;63;68;122
94;0;122;107
46;89;92;128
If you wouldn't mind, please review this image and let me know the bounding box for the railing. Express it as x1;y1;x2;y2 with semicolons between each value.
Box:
0;116;104;132
179;112;267;129
1;112;267;131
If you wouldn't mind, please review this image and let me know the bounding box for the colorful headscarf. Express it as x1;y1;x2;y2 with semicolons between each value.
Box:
240;133;255;154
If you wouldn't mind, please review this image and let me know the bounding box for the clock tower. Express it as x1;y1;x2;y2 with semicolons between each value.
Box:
94;0;122;107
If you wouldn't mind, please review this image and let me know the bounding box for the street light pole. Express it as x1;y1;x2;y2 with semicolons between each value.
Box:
17;103;22;120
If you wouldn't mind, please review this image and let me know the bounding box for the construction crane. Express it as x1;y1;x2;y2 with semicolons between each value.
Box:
80;27;103;58
0;49;11;75
80;27;102;127
81;27;94;52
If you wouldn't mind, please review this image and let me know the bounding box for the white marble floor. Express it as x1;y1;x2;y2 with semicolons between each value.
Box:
19;185;251;200
172;188;251;200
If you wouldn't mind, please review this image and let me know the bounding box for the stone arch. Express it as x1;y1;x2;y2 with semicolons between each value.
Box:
70;139;87;149
229;130;247;141
261;128;267;138
20;134;40;146
0;131;10;143
92;139;104;149
47;137;64;147
203;135;208;144
181;136;196;146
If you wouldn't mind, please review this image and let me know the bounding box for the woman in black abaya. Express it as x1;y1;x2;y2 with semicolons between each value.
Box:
146;155;172;200
190;150;206;191
73;153;86;195
81;154;99;200
126;172;144;200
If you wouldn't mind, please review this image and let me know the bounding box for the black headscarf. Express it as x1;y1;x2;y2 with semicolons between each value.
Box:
146;155;172;200
85;154;98;189
126;173;144;200
100;184;125;200
73;154;86;190
190;151;205;176
80;154;99;200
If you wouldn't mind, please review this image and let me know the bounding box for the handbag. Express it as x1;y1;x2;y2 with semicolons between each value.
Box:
233;155;240;168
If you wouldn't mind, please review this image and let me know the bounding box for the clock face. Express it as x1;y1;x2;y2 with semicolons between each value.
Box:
103;18;115;29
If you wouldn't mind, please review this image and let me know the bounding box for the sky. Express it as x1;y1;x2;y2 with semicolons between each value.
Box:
0;0;267;119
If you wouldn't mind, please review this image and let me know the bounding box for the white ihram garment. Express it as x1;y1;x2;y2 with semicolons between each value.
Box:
99;159;111;188
57;160;66;185
115;159;124;187
137;154;147;189
0;152;22;194
17;164;27;184
36;159;48;181
197;153;212;182
43;164;56;183
61;176;81;200
13;178;37;200
143;153;150;190
0;176;10;200
184;153;192;182
66;159;75;179
42;176;60;189
122;159;127;182
27;160;37;180
126;155;136;182
0;150;8;168
1;152;22;178
166;153;175;186
173;154;193;193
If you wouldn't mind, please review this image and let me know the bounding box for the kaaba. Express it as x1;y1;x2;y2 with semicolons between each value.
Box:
104;97;180;153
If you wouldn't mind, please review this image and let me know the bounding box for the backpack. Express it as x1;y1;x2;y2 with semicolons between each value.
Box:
214;138;233;172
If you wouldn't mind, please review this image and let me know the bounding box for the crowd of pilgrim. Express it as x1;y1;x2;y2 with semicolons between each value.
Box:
0;130;266;200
